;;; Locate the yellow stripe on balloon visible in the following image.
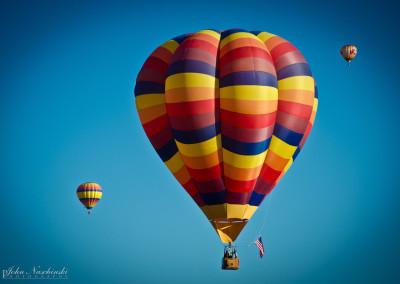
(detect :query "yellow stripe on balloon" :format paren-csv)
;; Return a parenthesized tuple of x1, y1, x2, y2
(220, 32, 262, 49)
(283, 157, 293, 173)
(278, 76, 315, 91)
(135, 93, 165, 110)
(255, 32, 276, 43)
(175, 135, 221, 157)
(162, 40, 180, 54)
(197, 29, 221, 41)
(219, 85, 278, 101)
(164, 152, 185, 173)
(166, 73, 219, 90)
(268, 136, 297, 159)
(222, 149, 268, 169)
(77, 191, 102, 199)
(313, 98, 318, 112)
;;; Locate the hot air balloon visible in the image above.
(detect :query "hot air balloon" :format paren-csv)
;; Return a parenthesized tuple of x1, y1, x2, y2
(77, 182, 102, 214)
(134, 29, 318, 263)
(340, 45, 357, 65)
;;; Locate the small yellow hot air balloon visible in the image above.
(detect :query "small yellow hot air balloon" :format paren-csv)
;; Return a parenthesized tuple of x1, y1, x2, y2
(77, 182, 102, 214)
(340, 45, 357, 65)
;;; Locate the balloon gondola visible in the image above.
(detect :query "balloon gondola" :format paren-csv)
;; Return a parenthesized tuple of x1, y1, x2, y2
(135, 29, 318, 267)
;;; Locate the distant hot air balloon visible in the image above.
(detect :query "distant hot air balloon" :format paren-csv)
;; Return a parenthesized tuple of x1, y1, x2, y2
(135, 29, 318, 249)
(340, 45, 357, 65)
(77, 182, 102, 214)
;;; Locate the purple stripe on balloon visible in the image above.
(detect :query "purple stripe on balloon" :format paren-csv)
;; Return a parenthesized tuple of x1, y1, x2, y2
(170, 48, 218, 67)
(219, 71, 277, 88)
(275, 111, 309, 134)
(191, 192, 206, 207)
(226, 191, 252, 205)
(253, 177, 274, 195)
(193, 178, 225, 194)
(221, 121, 274, 143)
(148, 127, 173, 150)
(168, 110, 219, 131)
(274, 51, 307, 71)
(166, 59, 218, 78)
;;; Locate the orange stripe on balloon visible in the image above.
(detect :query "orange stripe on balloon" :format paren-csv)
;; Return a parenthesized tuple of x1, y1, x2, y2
(173, 165, 193, 185)
(189, 33, 220, 47)
(220, 98, 277, 115)
(137, 104, 167, 125)
(264, 150, 290, 171)
(264, 36, 288, 51)
(220, 37, 268, 58)
(166, 87, 219, 103)
(180, 149, 222, 169)
(148, 46, 174, 65)
(278, 89, 314, 106)
(223, 162, 263, 181)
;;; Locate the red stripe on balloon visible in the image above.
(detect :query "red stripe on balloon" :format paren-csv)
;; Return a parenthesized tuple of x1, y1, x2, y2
(270, 42, 299, 61)
(186, 163, 223, 181)
(224, 177, 258, 193)
(259, 165, 282, 183)
(220, 46, 273, 68)
(176, 39, 218, 55)
(220, 109, 276, 129)
(142, 114, 170, 138)
(166, 99, 219, 117)
(142, 56, 169, 74)
(278, 101, 312, 120)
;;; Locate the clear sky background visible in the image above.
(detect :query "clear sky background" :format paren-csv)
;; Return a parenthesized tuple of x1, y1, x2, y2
(1, 0, 400, 283)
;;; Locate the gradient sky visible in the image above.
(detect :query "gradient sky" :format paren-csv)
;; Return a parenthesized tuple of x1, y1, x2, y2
(1, 0, 400, 283)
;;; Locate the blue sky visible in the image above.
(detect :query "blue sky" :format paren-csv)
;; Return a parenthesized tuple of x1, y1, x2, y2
(1, 0, 400, 283)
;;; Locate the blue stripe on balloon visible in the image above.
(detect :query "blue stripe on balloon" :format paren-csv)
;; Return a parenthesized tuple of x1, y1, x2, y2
(156, 139, 178, 162)
(166, 59, 218, 78)
(199, 190, 226, 205)
(172, 122, 220, 144)
(221, 29, 248, 40)
(222, 135, 271, 155)
(134, 82, 165, 97)
(292, 146, 300, 161)
(219, 71, 277, 88)
(79, 198, 101, 201)
(173, 34, 191, 44)
(248, 191, 264, 206)
(273, 123, 304, 146)
(314, 85, 318, 99)
(276, 63, 312, 80)
(249, 31, 263, 36)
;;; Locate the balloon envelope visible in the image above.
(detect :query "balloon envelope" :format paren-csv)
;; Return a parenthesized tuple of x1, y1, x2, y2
(135, 29, 318, 243)
(77, 182, 102, 211)
(340, 45, 357, 65)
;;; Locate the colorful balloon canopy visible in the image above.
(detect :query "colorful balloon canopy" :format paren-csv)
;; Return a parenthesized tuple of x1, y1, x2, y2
(340, 45, 357, 65)
(77, 182, 102, 213)
(135, 29, 318, 243)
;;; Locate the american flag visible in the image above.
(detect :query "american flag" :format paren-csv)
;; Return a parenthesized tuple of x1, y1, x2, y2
(255, 236, 265, 258)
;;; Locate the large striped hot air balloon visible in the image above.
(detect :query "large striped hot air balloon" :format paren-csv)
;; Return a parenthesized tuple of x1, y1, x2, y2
(135, 29, 318, 244)
(77, 182, 102, 214)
